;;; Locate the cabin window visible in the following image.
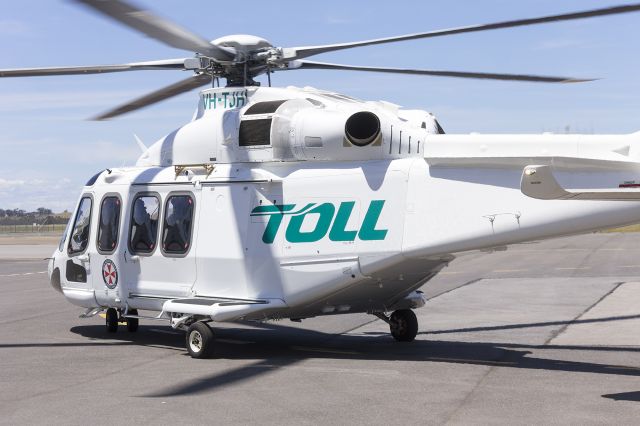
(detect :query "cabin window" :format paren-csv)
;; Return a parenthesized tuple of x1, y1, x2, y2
(162, 194, 194, 255)
(239, 118, 272, 146)
(68, 197, 92, 255)
(129, 195, 160, 255)
(97, 196, 121, 254)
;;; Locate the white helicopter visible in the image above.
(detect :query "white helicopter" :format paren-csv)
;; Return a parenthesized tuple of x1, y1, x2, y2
(4, 0, 640, 358)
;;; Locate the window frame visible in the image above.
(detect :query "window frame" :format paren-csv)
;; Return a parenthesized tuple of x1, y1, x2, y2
(244, 100, 287, 115)
(96, 193, 122, 255)
(58, 219, 71, 253)
(160, 191, 196, 258)
(67, 194, 94, 256)
(128, 191, 162, 257)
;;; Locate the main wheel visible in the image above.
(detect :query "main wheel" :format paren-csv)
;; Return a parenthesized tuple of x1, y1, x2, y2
(105, 308, 118, 333)
(389, 309, 418, 342)
(126, 309, 139, 332)
(185, 322, 215, 359)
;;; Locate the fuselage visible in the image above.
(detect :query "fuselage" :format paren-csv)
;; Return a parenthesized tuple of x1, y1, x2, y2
(49, 86, 640, 321)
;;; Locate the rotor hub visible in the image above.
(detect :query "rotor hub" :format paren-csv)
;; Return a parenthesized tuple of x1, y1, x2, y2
(211, 35, 273, 56)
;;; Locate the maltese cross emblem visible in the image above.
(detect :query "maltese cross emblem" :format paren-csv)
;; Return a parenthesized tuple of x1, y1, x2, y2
(102, 259, 118, 289)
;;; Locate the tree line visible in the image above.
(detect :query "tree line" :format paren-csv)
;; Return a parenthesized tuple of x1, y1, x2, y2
(0, 207, 53, 217)
(0, 208, 69, 225)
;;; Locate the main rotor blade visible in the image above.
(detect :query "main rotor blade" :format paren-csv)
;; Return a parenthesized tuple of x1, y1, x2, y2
(286, 3, 640, 60)
(74, 0, 235, 61)
(290, 61, 595, 83)
(0, 58, 191, 77)
(93, 73, 211, 120)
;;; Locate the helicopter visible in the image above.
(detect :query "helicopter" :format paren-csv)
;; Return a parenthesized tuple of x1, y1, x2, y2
(3, 0, 640, 358)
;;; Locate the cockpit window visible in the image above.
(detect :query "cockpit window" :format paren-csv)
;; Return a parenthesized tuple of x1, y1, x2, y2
(68, 197, 92, 255)
(58, 220, 71, 252)
(162, 195, 194, 255)
(85, 170, 102, 186)
(129, 195, 159, 254)
(97, 196, 121, 254)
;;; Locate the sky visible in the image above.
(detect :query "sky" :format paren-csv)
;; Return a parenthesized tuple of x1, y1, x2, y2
(1, 0, 640, 212)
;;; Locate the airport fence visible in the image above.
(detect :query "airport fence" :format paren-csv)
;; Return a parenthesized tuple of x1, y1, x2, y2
(0, 224, 67, 234)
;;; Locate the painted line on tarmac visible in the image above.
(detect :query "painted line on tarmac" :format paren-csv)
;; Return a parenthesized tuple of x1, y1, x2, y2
(291, 346, 361, 355)
(0, 270, 47, 277)
(428, 357, 516, 366)
(149, 328, 180, 335)
(555, 267, 591, 270)
(492, 269, 528, 273)
(619, 265, 640, 268)
(512, 248, 589, 252)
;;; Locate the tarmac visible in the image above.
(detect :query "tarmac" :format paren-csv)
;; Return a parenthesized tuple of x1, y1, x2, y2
(1, 232, 640, 424)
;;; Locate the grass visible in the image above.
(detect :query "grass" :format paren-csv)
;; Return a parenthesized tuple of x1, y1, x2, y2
(601, 224, 640, 233)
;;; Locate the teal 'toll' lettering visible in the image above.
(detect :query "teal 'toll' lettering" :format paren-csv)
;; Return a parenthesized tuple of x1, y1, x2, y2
(250, 200, 388, 244)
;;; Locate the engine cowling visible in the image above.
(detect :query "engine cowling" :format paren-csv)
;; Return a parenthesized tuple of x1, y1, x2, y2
(271, 100, 384, 161)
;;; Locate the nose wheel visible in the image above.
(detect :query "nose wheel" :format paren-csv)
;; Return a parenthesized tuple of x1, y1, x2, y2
(105, 307, 118, 333)
(105, 308, 140, 333)
(126, 309, 139, 332)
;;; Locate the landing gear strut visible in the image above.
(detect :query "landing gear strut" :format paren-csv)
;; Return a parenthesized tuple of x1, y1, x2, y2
(376, 309, 419, 342)
(185, 321, 215, 359)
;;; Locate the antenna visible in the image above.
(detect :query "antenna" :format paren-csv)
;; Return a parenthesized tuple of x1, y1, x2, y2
(133, 134, 147, 153)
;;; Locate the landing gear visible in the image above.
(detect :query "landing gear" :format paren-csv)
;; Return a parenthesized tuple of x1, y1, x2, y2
(374, 309, 419, 341)
(126, 309, 139, 332)
(105, 307, 118, 333)
(389, 309, 418, 342)
(105, 308, 139, 332)
(185, 322, 215, 359)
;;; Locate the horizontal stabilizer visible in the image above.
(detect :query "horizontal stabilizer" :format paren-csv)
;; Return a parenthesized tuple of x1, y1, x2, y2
(521, 165, 640, 200)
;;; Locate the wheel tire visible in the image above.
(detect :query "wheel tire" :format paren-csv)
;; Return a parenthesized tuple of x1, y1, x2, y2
(126, 309, 139, 332)
(389, 309, 418, 342)
(105, 308, 118, 333)
(185, 322, 215, 359)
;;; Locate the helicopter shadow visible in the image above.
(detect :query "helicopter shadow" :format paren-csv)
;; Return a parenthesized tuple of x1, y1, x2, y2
(66, 321, 640, 398)
(601, 391, 640, 402)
